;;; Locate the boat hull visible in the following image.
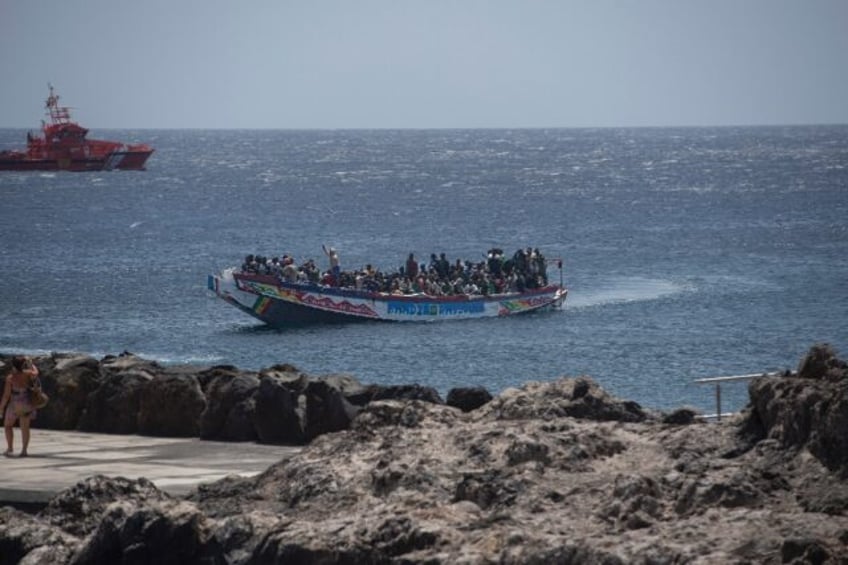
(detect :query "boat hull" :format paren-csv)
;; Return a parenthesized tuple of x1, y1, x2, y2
(0, 149, 153, 171)
(208, 270, 566, 326)
(0, 85, 154, 172)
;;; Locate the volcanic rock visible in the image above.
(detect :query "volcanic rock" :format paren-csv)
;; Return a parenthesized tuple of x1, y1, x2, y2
(138, 372, 206, 437)
(740, 343, 848, 476)
(0, 507, 76, 565)
(32, 354, 103, 430)
(446, 385, 493, 412)
(2, 344, 848, 563)
(797, 342, 848, 381)
(344, 382, 444, 407)
(302, 378, 360, 441)
(77, 370, 152, 435)
(40, 475, 172, 538)
(199, 369, 260, 442)
(474, 376, 649, 422)
(252, 374, 305, 444)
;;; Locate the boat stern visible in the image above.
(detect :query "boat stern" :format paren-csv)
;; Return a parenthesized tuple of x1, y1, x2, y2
(107, 145, 154, 170)
(555, 287, 568, 308)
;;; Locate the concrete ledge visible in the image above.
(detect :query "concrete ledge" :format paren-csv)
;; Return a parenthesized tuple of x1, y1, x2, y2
(0, 429, 299, 504)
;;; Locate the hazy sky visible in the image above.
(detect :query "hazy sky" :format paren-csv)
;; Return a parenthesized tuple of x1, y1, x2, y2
(2, 0, 846, 129)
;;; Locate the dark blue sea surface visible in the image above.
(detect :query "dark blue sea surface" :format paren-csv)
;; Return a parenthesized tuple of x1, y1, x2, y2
(1, 126, 846, 414)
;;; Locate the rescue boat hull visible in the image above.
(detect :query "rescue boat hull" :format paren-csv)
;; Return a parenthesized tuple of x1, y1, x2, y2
(0, 85, 154, 172)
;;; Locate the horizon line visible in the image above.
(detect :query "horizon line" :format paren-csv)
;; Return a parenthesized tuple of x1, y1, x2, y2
(1, 122, 846, 132)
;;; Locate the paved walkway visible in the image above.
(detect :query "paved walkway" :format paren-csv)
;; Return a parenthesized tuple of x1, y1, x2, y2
(0, 429, 300, 505)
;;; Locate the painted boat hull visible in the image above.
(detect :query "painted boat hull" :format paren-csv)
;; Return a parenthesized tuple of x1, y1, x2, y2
(208, 269, 567, 326)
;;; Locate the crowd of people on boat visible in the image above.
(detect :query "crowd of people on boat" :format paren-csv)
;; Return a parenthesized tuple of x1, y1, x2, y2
(239, 246, 558, 296)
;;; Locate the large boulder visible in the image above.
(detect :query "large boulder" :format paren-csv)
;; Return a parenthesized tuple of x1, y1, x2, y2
(138, 373, 206, 437)
(302, 378, 360, 441)
(199, 369, 259, 441)
(662, 407, 700, 425)
(32, 354, 103, 430)
(797, 343, 848, 381)
(0, 507, 76, 565)
(78, 370, 153, 434)
(99, 351, 160, 374)
(352, 399, 461, 434)
(446, 386, 493, 412)
(252, 375, 305, 444)
(477, 376, 649, 423)
(741, 344, 848, 476)
(40, 475, 171, 538)
(71, 499, 225, 564)
(349, 383, 444, 405)
(196, 365, 240, 390)
(321, 373, 369, 398)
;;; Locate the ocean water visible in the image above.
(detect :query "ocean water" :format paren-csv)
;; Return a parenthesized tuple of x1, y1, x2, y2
(1, 126, 846, 415)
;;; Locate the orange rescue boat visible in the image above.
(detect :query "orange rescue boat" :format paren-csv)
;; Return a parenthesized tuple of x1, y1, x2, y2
(0, 84, 153, 172)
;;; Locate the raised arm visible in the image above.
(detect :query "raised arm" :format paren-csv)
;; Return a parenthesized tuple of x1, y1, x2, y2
(24, 360, 39, 382)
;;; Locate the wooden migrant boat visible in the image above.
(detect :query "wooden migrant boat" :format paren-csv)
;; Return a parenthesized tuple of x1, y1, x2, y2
(208, 251, 567, 326)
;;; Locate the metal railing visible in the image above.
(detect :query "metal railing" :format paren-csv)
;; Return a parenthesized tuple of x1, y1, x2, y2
(693, 372, 782, 421)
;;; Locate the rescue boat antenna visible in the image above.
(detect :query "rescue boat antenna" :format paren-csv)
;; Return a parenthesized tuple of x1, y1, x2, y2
(45, 83, 72, 125)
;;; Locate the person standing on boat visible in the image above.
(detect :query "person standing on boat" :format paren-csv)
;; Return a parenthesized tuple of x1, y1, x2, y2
(1, 356, 40, 457)
(436, 253, 450, 280)
(323, 245, 340, 286)
(405, 253, 419, 280)
(282, 256, 299, 283)
(534, 248, 548, 285)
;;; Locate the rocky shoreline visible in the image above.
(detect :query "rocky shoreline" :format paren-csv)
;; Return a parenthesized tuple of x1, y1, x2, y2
(0, 351, 492, 445)
(1, 344, 847, 563)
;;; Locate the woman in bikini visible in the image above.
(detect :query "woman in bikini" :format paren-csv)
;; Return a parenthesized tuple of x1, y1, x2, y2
(0, 356, 40, 457)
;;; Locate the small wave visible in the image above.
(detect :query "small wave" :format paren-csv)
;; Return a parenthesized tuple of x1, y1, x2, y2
(0, 346, 56, 357)
(153, 176, 186, 184)
(128, 351, 227, 366)
(0, 346, 225, 367)
(13, 305, 48, 316)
